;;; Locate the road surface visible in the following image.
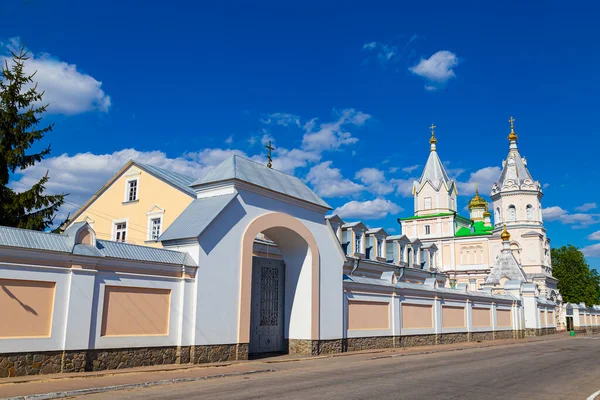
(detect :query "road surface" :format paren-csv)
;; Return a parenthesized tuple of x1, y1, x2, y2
(79, 335, 600, 400)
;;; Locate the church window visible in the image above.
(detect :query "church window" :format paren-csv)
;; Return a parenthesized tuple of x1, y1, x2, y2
(114, 222, 127, 242)
(526, 205, 534, 220)
(496, 207, 501, 222)
(425, 225, 431, 235)
(508, 205, 516, 221)
(450, 198, 455, 210)
(126, 179, 138, 202)
(377, 239, 384, 258)
(424, 197, 432, 209)
(354, 231, 363, 254)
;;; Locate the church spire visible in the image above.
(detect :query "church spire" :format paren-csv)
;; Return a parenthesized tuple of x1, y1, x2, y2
(413, 124, 457, 215)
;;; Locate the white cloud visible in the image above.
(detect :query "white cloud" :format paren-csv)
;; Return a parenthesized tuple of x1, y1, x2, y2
(301, 108, 370, 152)
(225, 135, 233, 145)
(1, 37, 111, 115)
(362, 41, 397, 65)
(409, 50, 459, 90)
(575, 203, 597, 212)
(542, 206, 598, 226)
(260, 113, 301, 127)
(9, 149, 222, 221)
(271, 148, 320, 174)
(355, 167, 394, 195)
(306, 161, 364, 198)
(391, 177, 415, 197)
(456, 166, 501, 196)
(587, 231, 600, 241)
(401, 165, 420, 174)
(333, 198, 402, 220)
(581, 243, 600, 258)
(543, 183, 550, 189)
(542, 206, 568, 221)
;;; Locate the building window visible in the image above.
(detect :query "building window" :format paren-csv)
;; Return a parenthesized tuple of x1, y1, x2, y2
(424, 197, 432, 210)
(496, 207, 501, 222)
(114, 222, 127, 242)
(450, 197, 455, 210)
(355, 232, 362, 253)
(150, 218, 161, 241)
(126, 179, 138, 202)
(526, 204, 534, 220)
(377, 239, 383, 258)
(508, 205, 516, 221)
(425, 225, 431, 235)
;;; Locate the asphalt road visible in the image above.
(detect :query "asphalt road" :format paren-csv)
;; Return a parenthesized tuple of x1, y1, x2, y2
(81, 336, 600, 400)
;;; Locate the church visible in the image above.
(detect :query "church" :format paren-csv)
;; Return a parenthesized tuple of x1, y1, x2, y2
(395, 118, 557, 300)
(0, 118, 598, 378)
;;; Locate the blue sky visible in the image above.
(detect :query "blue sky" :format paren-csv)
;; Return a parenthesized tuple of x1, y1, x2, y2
(2, 0, 599, 269)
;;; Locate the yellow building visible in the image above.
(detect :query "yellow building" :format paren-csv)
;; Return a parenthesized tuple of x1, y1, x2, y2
(68, 160, 196, 247)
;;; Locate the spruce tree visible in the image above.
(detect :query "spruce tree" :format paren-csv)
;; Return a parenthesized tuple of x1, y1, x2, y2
(0, 46, 67, 230)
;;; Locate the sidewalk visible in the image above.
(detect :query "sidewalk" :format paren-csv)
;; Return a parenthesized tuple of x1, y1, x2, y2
(0, 333, 575, 399)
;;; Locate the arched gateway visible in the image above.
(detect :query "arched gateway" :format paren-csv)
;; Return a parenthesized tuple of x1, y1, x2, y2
(159, 155, 345, 360)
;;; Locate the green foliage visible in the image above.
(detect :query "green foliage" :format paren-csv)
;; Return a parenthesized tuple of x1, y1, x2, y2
(552, 245, 600, 307)
(0, 46, 67, 231)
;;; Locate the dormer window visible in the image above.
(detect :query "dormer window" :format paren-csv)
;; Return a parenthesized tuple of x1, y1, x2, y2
(377, 238, 383, 258)
(355, 232, 362, 254)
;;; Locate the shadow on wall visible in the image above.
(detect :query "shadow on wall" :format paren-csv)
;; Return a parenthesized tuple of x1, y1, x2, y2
(2, 285, 38, 315)
(199, 197, 247, 255)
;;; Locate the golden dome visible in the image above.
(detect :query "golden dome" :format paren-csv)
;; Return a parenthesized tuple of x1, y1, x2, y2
(508, 116, 518, 141)
(429, 132, 437, 145)
(483, 210, 491, 217)
(468, 189, 488, 210)
(500, 224, 511, 241)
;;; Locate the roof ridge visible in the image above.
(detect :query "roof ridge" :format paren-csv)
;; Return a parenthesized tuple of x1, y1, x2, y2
(232, 154, 306, 183)
(133, 160, 195, 181)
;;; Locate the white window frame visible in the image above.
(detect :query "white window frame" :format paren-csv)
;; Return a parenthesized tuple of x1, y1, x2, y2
(112, 219, 129, 242)
(424, 197, 432, 210)
(508, 205, 516, 221)
(425, 225, 431, 235)
(146, 205, 165, 242)
(354, 231, 363, 254)
(147, 214, 164, 241)
(124, 177, 139, 203)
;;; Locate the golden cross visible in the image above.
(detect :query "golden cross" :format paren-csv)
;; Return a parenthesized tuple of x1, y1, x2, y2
(508, 116, 515, 129)
(429, 123, 436, 135)
(265, 140, 275, 169)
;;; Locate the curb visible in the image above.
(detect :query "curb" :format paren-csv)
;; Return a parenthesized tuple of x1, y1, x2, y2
(2, 369, 275, 400)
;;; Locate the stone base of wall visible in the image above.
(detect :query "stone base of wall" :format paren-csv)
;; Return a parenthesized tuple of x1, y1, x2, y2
(0, 347, 183, 377)
(192, 344, 239, 364)
(346, 336, 395, 351)
(86, 347, 178, 371)
(437, 333, 469, 345)
(471, 331, 495, 342)
(0, 328, 543, 377)
(494, 330, 514, 340)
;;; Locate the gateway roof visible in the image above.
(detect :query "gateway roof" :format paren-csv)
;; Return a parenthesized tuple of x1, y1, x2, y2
(191, 155, 330, 209)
